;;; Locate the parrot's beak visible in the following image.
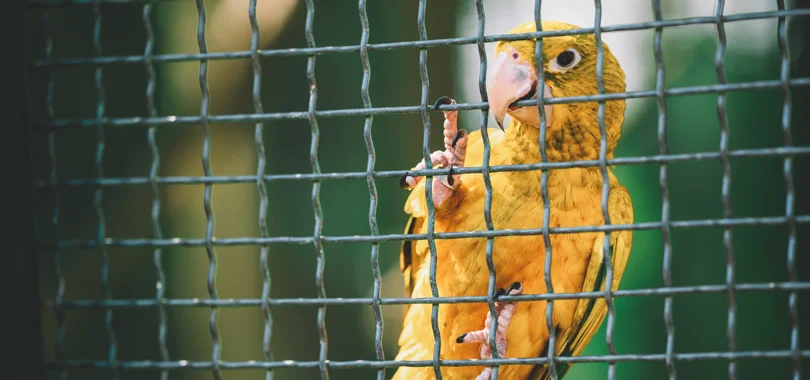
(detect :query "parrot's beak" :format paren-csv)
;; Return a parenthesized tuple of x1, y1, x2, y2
(486, 51, 554, 130)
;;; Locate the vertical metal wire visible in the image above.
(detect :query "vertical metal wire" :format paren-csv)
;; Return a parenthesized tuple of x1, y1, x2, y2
(416, 0, 442, 378)
(44, 14, 59, 227)
(302, 1, 328, 379)
(593, 1, 618, 379)
(712, 3, 737, 379)
(651, 1, 675, 379)
(44, 8, 68, 380)
(248, 1, 274, 379)
(474, 2, 501, 378)
(776, 2, 800, 379)
(533, 2, 559, 379)
(91, 2, 119, 378)
(193, 1, 224, 379)
(358, 1, 384, 379)
(142, 4, 169, 380)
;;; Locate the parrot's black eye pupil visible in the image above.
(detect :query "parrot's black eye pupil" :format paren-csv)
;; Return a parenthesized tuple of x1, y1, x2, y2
(556, 50, 576, 67)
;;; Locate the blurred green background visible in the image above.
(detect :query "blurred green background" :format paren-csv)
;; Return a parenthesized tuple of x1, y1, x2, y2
(23, 0, 810, 379)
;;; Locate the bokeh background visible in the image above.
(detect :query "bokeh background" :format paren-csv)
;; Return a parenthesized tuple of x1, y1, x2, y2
(23, 0, 810, 379)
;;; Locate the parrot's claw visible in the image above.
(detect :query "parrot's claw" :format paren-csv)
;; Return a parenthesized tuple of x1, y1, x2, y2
(400, 172, 412, 190)
(433, 95, 454, 110)
(452, 129, 465, 149)
(506, 281, 522, 294)
(446, 166, 455, 187)
(402, 96, 468, 210)
(456, 282, 523, 380)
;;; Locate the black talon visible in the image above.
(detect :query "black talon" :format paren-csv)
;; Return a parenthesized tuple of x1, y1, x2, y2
(456, 333, 467, 344)
(452, 129, 467, 149)
(400, 172, 411, 190)
(507, 281, 522, 294)
(433, 96, 454, 111)
(447, 166, 455, 187)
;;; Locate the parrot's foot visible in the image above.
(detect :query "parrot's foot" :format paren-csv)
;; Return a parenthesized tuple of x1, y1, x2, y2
(400, 96, 468, 210)
(456, 281, 523, 380)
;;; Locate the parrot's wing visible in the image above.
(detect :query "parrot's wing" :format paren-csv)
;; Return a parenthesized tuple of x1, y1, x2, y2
(529, 184, 634, 380)
(400, 178, 428, 319)
(398, 129, 490, 321)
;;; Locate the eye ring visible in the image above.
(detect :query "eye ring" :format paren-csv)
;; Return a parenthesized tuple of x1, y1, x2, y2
(549, 48, 582, 73)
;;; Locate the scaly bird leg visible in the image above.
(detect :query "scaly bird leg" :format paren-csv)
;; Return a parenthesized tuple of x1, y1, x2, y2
(400, 96, 468, 210)
(456, 282, 523, 380)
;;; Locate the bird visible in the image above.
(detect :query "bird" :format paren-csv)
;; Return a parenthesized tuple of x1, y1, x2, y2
(392, 20, 634, 380)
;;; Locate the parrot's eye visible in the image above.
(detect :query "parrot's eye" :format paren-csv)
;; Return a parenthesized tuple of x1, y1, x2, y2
(550, 48, 582, 73)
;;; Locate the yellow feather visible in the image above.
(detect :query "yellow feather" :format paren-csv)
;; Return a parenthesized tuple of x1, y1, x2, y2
(394, 20, 632, 380)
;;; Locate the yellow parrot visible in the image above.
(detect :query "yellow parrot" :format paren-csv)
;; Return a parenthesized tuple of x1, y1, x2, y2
(393, 21, 633, 380)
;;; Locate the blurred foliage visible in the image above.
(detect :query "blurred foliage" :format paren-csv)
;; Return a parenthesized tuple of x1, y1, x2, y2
(22, 0, 810, 379)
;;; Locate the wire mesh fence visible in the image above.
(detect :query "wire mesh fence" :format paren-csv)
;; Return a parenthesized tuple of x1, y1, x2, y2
(22, 0, 810, 380)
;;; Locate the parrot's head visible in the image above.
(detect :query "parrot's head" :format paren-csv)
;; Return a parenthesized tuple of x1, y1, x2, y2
(487, 21, 627, 160)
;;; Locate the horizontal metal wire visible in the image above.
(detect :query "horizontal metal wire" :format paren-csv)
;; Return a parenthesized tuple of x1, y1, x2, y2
(27, 0, 177, 8)
(27, 9, 810, 68)
(29, 78, 810, 129)
(39, 214, 810, 249)
(42, 281, 810, 309)
(34, 146, 810, 188)
(43, 349, 810, 370)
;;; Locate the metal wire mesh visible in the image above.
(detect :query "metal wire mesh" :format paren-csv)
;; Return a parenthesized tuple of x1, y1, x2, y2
(24, 0, 810, 379)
